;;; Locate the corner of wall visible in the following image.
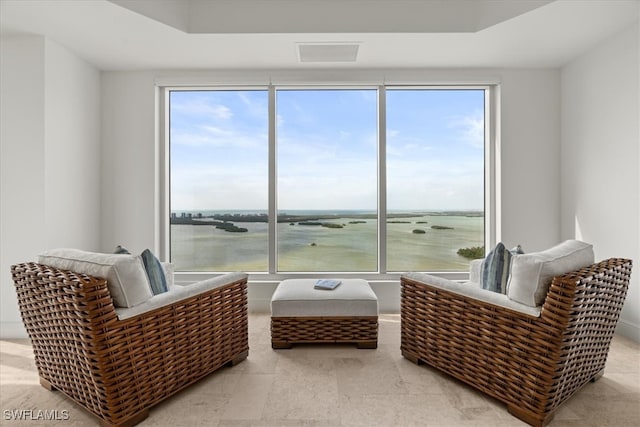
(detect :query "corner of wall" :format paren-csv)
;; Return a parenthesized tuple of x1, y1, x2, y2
(560, 23, 639, 343)
(0, 35, 102, 338)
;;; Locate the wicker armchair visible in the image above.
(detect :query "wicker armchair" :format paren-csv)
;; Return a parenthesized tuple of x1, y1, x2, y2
(401, 258, 632, 427)
(11, 262, 249, 427)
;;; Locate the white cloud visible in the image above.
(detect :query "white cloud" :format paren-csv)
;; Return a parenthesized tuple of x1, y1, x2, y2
(387, 129, 400, 139)
(278, 171, 377, 210)
(172, 125, 267, 150)
(201, 125, 234, 138)
(171, 164, 268, 210)
(211, 105, 232, 120)
(172, 98, 233, 120)
(449, 111, 484, 148)
(237, 92, 267, 119)
(386, 156, 483, 210)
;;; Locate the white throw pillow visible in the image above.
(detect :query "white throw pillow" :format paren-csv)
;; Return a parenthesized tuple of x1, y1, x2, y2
(161, 262, 175, 290)
(38, 248, 153, 308)
(468, 259, 483, 284)
(507, 240, 594, 307)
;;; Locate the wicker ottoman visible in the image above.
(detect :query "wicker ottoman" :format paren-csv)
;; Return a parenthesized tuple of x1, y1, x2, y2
(270, 279, 379, 349)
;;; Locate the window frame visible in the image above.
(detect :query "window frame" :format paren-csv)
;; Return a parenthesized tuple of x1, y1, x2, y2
(159, 84, 498, 283)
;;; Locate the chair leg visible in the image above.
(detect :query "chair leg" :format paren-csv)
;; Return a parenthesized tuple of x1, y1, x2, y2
(356, 340, 377, 349)
(590, 369, 605, 382)
(507, 404, 554, 427)
(228, 350, 249, 366)
(401, 350, 421, 365)
(272, 341, 292, 349)
(99, 410, 149, 427)
(39, 377, 56, 391)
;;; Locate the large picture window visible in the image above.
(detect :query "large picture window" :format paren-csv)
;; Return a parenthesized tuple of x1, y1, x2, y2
(169, 90, 269, 271)
(386, 89, 485, 272)
(167, 85, 490, 276)
(276, 89, 378, 272)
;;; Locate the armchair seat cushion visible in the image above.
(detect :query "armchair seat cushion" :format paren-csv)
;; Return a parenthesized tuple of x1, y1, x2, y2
(38, 248, 152, 307)
(115, 272, 247, 320)
(403, 272, 541, 317)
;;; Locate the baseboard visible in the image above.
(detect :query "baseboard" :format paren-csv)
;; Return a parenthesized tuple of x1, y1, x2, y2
(369, 281, 400, 312)
(248, 282, 278, 313)
(615, 319, 640, 343)
(0, 322, 27, 339)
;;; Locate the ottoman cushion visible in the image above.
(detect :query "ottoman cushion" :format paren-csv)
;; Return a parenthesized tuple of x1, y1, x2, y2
(271, 279, 378, 317)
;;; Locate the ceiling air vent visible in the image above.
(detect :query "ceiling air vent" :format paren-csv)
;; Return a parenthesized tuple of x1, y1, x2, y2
(297, 43, 360, 62)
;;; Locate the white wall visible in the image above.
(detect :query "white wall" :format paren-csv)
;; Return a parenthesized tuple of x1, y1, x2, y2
(561, 23, 640, 341)
(101, 72, 158, 254)
(0, 36, 101, 337)
(0, 36, 47, 337)
(44, 39, 102, 249)
(499, 70, 561, 252)
(101, 68, 561, 312)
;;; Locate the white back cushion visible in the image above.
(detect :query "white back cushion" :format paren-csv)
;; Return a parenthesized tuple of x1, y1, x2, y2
(161, 262, 175, 290)
(507, 240, 594, 307)
(38, 248, 152, 308)
(468, 259, 483, 284)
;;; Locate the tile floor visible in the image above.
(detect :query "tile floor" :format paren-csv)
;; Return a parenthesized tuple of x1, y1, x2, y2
(1, 314, 639, 426)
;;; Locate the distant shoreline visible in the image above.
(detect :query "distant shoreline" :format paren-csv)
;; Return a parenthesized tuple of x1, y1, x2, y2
(171, 210, 484, 225)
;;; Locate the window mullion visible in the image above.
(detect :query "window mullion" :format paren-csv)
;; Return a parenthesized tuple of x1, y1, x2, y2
(268, 85, 277, 274)
(487, 86, 499, 248)
(378, 86, 387, 274)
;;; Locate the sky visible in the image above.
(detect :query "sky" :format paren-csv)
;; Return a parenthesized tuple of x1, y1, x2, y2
(170, 88, 484, 212)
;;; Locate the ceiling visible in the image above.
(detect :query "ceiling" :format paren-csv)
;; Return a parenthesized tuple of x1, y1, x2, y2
(0, 0, 638, 71)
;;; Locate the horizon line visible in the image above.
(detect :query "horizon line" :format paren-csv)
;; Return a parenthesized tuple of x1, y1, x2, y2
(171, 208, 485, 213)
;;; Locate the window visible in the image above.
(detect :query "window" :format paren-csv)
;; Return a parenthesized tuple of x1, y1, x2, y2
(276, 89, 378, 272)
(386, 89, 485, 272)
(169, 90, 269, 271)
(166, 85, 491, 276)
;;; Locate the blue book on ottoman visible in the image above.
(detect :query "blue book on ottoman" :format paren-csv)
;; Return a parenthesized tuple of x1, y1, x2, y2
(314, 279, 341, 290)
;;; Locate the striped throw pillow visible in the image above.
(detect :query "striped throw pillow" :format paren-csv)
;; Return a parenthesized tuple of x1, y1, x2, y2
(141, 249, 168, 295)
(481, 242, 513, 294)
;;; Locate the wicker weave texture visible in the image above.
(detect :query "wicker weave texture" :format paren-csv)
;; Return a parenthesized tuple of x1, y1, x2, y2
(271, 316, 378, 348)
(11, 263, 249, 426)
(401, 258, 632, 427)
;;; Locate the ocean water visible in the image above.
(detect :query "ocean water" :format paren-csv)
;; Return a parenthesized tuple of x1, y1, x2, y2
(170, 212, 483, 272)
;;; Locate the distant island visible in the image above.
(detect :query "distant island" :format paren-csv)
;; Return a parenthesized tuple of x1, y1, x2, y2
(299, 222, 344, 229)
(216, 223, 248, 233)
(457, 246, 485, 259)
(431, 225, 454, 230)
